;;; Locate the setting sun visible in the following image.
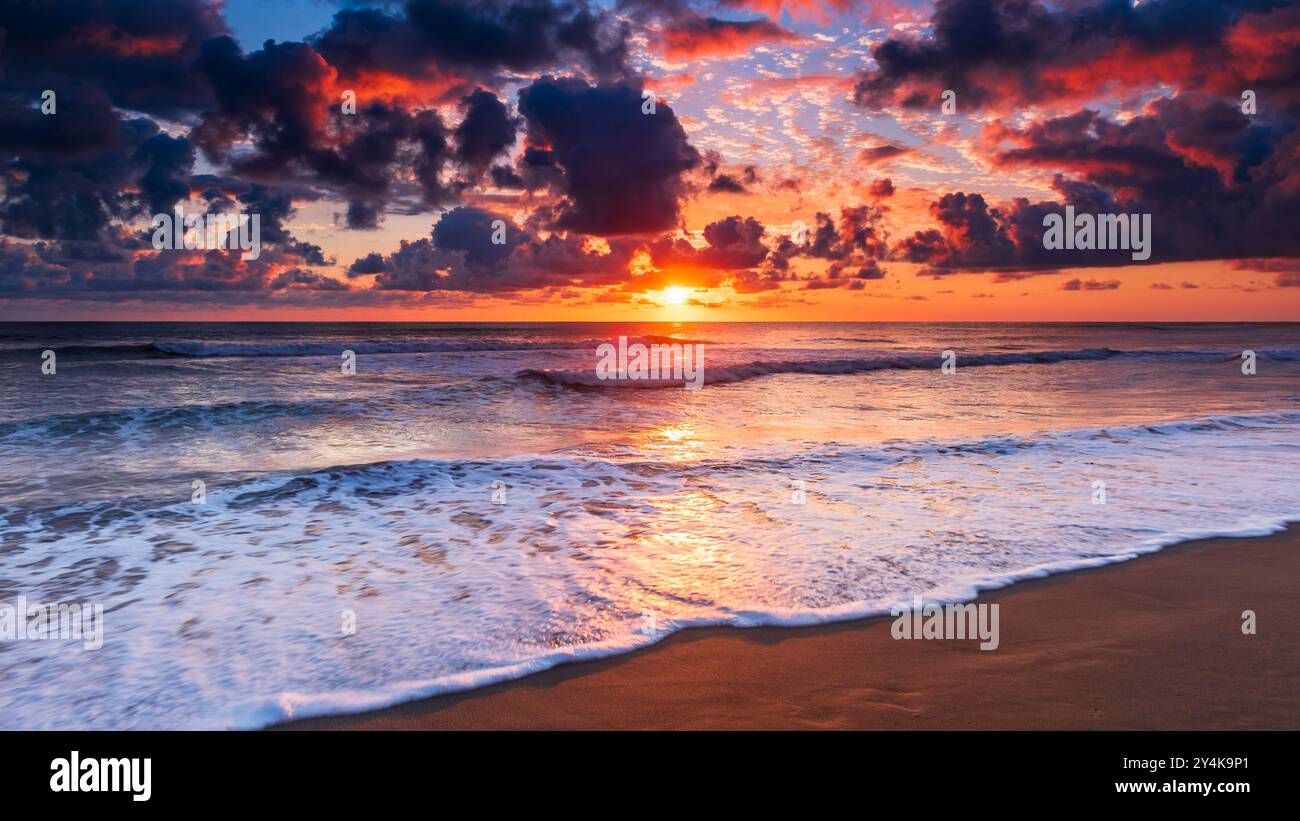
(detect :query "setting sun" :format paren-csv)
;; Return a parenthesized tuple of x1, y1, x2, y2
(663, 286, 689, 306)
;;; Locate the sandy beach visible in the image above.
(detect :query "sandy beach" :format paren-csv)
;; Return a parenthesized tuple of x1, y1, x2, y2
(278, 525, 1300, 730)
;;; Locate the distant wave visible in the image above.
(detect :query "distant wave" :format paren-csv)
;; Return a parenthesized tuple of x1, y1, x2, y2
(240, 409, 1300, 488)
(154, 339, 581, 357)
(0, 398, 338, 443)
(0, 335, 712, 360)
(152, 334, 710, 357)
(0, 343, 165, 360)
(514, 347, 1294, 389)
(18, 408, 1300, 526)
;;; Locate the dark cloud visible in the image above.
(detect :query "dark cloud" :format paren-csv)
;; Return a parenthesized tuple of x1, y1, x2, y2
(193, 36, 456, 228)
(453, 89, 519, 181)
(898, 192, 1015, 272)
(859, 145, 912, 164)
(0, 161, 336, 299)
(764, 205, 893, 287)
(649, 215, 769, 271)
(136, 132, 195, 216)
(0, 0, 226, 118)
(0, 1, 638, 267)
(899, 93, 1300, 274)
(313, 0, 631, 85)
(728, 268, 789, 293)
(269, 268, 350, 291)
(853, 259, 887, 279)
(0, 233, 344, 299)
(235, 184, 328, 264)
(515, 77, 701, 235)
(707, 174, 747, 193)
(701, 151, 759, 193)
(350, 205, 637, 292)
(0, 85, 193, 242)
(853, 0, 1300, 113)
(803, 257, 888, 290)
(1061, 278, 1122, 291)
(777, 205, 890, 268)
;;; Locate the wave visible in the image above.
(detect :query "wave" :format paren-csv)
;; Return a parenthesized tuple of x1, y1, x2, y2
(5, 406, 1300, 729)
(216, 410, 1300, 727)
(153, 335, 712, 358)
(153, 339, 585, 357)
(515, 346, 1289, 389)
(0, 397, 338, 443)
(234, 518, 1300, 730)
(0, 343, 165, 361)
(1, 336, 711, 360)
(20, 409, 1297, 520)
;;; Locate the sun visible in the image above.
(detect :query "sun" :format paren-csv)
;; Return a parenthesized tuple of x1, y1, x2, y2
(662, 286, 689, 306)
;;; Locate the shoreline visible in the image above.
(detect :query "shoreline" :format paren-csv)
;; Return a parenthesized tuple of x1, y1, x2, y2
(277, 524, 1300, 730)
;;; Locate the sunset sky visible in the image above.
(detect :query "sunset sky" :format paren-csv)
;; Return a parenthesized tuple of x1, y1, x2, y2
(2, 0, 1299, 321)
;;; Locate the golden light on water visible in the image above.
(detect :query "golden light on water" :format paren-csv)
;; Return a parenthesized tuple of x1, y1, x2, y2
(643, 423, 703, 461)
(659, 424, 693, 442)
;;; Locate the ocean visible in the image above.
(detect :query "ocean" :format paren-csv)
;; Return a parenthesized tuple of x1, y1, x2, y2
(1, 322, 1298, 729)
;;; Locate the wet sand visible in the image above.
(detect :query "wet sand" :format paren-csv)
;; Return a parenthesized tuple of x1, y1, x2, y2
(278, 526, 1300, 730)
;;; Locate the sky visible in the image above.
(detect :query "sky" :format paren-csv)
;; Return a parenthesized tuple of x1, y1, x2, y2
(1, 0, 1299, 321)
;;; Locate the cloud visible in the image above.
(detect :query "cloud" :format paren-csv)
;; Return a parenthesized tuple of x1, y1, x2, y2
(0, 234, 344, 300)
(193, 37, 459, 228)
(702, 154, 760, 193)
(898, 92, 1300, 275)
(853, 0, 1300, 113)
(0, 85, 194, 241)
(453, 88, 521, 182)
(897, 192, 1014, 272)
(867, 178, 895, 198)
(313, 0, 631, 86)
(0, 0, 227, 118)
(1061, 278, 1121, 291)
(657, 15, 797, 59)
(3, 0, 1298, 310)
(649, 215, 768, 270)
(350, 205, 637, 292)
(858, 145, 913, 165)
(0, 174, 340, 300)
(514, 76, 701, 236)
(764, 205, 893, 286)
(0, 1, 640, 258)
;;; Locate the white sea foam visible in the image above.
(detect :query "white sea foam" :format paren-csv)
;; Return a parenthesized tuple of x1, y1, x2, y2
(517, 347, 1280, 389)
(3, 410, 1299, 729)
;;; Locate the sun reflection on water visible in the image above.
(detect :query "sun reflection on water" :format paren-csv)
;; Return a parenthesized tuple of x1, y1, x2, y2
(643, 423, 704, 461)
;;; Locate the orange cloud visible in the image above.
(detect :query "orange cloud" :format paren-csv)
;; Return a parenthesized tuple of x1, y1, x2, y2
(658, 17, 798, 60)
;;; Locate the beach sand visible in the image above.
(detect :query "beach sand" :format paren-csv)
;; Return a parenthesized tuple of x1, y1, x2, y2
(278, 526, 1300, 730)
